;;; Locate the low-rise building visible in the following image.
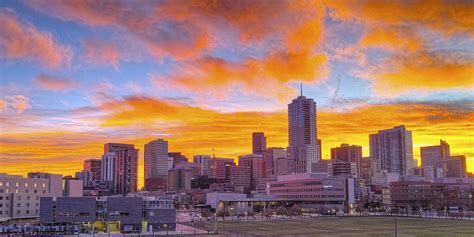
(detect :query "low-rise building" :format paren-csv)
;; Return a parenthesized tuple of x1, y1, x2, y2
(0, 173, 62, 220)
(267, 173, 355, 211)
(39, 196, 176, 233)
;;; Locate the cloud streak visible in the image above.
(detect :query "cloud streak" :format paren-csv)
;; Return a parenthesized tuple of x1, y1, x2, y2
(34, 74, 76, 91)
(0, 8, 71, 68)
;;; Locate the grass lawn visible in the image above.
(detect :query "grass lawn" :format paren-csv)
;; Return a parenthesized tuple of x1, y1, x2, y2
(205, 216, 474, 237)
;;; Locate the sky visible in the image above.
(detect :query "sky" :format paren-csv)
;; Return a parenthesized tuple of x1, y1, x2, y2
(0, 0, 473, 188)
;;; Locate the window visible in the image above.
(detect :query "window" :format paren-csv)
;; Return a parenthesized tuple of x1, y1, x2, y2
(0, 182, 3, 187)
(15, 182, 19, 187)
(42, 183, 46, 188)
(17, 210, 20, 214)
(17, 203, 21, 207)
(34, 183, 37, 188)
(15, 189, 19, 193)
(26, 210, 30, 214)
(24, 183, 28, 187)
(0, 196, 2, 200)
(17, 196, 21, 200)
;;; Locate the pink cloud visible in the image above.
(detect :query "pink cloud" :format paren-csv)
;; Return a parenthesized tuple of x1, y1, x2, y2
(4, 95, 30, 113)
(34, 74, 76, 91)
(0, 9, 71, 68)
(83, 39, 121, 69)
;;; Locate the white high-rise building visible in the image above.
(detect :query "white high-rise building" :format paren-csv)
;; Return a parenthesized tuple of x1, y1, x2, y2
(369, 125, 414, 176)
(144, 139, 170, 178)
(101, 152, 116, 182)
(288, 91, 320, 173)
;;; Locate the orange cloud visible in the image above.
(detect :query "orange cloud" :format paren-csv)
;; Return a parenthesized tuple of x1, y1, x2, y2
(325, 0, 474, 35)
(0, 9, 71, 68)
(83, 39, 121, 69)
(160, 52, 327, 101)
(1, 97, 473, 188)
(373, 51, 474, 95)
(34, 74, 76, 91)
(360, 27, 424, 52)
(0, 99, 6, 111)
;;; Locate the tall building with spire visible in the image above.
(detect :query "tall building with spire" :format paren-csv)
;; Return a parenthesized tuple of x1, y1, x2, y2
(288, 85, 320, 173)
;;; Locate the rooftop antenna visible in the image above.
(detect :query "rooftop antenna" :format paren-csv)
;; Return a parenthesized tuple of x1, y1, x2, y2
(300, 83, 303, 96)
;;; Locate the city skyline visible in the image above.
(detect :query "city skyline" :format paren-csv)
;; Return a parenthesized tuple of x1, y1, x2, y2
(1, 0, 473, 189)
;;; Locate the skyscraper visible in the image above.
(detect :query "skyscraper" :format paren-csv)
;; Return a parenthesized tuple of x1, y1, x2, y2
(114, 148, 139, 194)
(420, 140, 450, 168)
(102, 143, 137, 194)
(331, 144, 363, 177)
(239, 154, 265, 191)
(288, 91, 319, 173)
(144, 139, 170, 179)
(252, 132, 266, 155)
(101, 143, 135, 184)
(369, 125, 414, 176)
(101, 152, 116, 182)
(83, 159, 101, 181)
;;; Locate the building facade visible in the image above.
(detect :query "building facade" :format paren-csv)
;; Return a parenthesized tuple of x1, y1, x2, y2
(83, 159, 102, 181)
(239, 154, 266, 191)
(331, 144, 362, 177)
(193, 155, 212, 176)
(267, 173, 355, 211)
(114, 148, 139, 195)
(420, 140, 450, 168)
(40, 196, 176, 233)
(228, 166, 251, 192)
(144, 139, 170, 179)
(288, 94, 319, 173)
(252, 132, 267, 155)
(264, 147, 287, 176)
(0, 173, 62, 220)
(369, 125, 414, 176)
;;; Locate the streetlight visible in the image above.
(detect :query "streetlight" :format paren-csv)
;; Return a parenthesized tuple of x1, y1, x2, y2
(214, 213, 217, 233)
(394, 214, 398, 237)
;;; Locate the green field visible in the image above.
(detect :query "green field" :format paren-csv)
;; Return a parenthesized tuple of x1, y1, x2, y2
(204, 217, 474, 237)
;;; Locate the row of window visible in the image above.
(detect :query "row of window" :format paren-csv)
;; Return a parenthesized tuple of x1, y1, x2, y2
(0, 181, 46, 188)
(277, 194, 345, 199)
(271, 188, 345, 193)
(0, 209, 39, 215)
(0, 189, 47, 194)
(0, 203, 39, 208)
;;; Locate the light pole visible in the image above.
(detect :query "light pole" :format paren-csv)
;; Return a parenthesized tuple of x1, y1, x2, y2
(214, 213, 217, 233)
(394, 215, 398, 237)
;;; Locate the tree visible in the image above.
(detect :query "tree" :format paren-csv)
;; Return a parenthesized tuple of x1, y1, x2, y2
(275, 206, 288, 216)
